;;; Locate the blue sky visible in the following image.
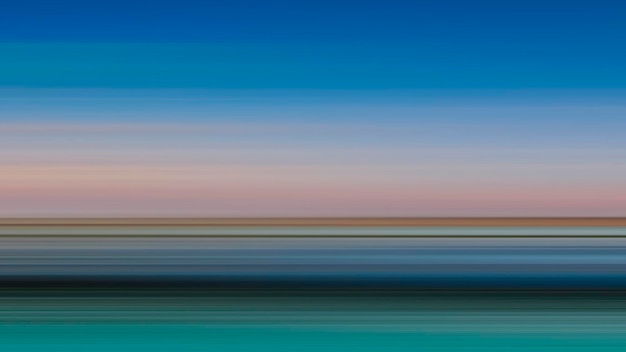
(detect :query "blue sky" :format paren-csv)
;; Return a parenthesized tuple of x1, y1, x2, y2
(1, 1, 625, 216)
(1, 0, 626, 89)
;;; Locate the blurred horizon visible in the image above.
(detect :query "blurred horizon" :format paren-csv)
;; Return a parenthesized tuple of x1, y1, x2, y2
(3, 87, 626, 217)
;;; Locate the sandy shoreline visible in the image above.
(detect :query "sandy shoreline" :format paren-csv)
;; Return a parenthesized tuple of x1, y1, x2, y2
(0, 217, 625, 227)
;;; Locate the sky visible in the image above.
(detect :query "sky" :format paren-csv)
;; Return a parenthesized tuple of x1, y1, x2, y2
(1, 0, 625, 217)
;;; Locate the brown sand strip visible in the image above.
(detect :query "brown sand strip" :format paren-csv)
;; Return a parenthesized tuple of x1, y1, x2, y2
(0, 218, 625, 227)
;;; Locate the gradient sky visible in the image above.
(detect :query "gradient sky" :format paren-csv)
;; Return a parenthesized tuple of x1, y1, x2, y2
(1, 0, 625, 216)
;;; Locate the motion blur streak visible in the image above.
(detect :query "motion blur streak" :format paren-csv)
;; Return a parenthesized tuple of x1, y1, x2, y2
(3, 0, 626, 349)
(2, 89, 626, 217)
(1, 220, 626, 351)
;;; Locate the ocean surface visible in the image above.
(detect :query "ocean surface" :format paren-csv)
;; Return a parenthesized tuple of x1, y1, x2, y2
(4, 289, 626, 351)
(2, 225, 626, 350)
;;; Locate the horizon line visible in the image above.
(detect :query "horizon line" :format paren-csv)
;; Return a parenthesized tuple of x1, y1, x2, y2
(1, 217, 625, 227)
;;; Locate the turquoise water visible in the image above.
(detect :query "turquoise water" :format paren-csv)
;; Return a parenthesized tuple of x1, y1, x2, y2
(4, 290, 626, 351)
(3, 324, 626, 352)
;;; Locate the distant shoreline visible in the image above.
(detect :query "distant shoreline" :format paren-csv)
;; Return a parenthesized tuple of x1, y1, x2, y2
(1, 217, 625, 227)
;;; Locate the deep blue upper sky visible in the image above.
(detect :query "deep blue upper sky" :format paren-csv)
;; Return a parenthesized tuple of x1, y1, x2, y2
(1, 0, 625, 89)
(2, 0, 624, 43)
